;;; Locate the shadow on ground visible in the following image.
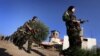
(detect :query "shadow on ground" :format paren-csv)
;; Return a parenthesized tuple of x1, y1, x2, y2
(0, 48, 12, 56)
(22, 47, 46, 56)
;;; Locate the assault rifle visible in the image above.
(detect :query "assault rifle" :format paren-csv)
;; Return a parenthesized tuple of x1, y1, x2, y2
(78, 19, 88, 24)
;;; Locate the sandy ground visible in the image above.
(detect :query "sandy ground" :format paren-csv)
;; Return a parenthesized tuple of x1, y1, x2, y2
(0, 40, 59, 56)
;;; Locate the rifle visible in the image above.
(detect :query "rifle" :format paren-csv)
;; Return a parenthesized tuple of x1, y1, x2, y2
(78, 19, 88, 24)
(74, 19, 88, 27)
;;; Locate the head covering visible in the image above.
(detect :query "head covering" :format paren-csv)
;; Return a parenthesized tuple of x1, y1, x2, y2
(67, 6, 75, 11)
(32, 16, 37, 21)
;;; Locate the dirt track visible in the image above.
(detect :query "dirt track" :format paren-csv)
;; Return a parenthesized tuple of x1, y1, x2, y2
(0, 40, 59, 56)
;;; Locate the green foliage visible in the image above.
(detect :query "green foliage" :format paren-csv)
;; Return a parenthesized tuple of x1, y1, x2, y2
(30, 20, 49, 43)
(73, 49, 97, 56)
(64, 48, 100, 56)
(97, 48, 100, 56)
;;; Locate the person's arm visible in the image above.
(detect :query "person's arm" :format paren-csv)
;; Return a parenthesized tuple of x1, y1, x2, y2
(62, 12, 70, 22)
(25, 22, 32, 31)
(72, 20, 80, 23)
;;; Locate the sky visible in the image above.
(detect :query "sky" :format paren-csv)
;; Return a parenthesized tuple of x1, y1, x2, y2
(0, 0, 100, 46)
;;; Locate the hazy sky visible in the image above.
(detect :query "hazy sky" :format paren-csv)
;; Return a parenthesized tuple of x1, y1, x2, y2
(0, 0, 100, 45)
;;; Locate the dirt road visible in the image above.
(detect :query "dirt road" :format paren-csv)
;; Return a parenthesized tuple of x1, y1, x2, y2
(0, 40, 59, 56)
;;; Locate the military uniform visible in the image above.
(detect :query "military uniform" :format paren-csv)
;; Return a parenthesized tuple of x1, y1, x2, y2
(16, 27, 27, 49)
(63, 12, 82, 48)
(25, 19, 38, 53)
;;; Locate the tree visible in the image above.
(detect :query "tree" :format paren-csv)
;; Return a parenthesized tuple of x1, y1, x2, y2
(27, 18, 49, 44)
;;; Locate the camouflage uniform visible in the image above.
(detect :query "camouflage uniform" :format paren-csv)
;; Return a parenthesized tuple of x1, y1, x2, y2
(15, 26, 26, 49)
(27, 35, 33, 53)
(63, 12, 82, 48)
(25, 18, 38, 53)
